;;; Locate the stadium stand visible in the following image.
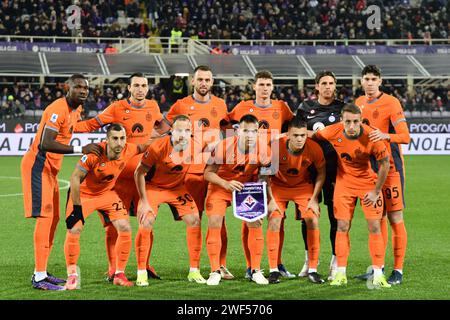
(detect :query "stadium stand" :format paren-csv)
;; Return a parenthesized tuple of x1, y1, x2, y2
(0, 1, 448, 40)
(0, 0, 448, 118)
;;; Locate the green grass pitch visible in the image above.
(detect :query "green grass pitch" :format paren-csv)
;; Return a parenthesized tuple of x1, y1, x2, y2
(0, 155, 449, 300)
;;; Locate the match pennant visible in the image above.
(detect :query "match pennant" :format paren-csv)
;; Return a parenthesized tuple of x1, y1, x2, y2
(232, 182, 267, 222)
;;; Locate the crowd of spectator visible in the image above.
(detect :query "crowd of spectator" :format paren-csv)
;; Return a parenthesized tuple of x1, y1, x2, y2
(0, 0, 448, 41)
(1, 77, 448, 120)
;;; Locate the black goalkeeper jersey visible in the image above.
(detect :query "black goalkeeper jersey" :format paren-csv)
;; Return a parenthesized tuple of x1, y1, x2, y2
(296, 99, 344, 184)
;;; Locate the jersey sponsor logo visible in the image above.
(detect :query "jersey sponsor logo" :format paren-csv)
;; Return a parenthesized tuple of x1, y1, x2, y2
(301, 159, 311, 167)
(198, 118, 210, 128)
(132, 123, 144, 133)
(170, 165, 184, 172)
(233, 165, 246, 173)
(259, 120, 270, 129)
(102, 174, 115, 182)
(341, 153, 353, 161)
(50, 113, 58, 123)
(81, 155, 88, 163)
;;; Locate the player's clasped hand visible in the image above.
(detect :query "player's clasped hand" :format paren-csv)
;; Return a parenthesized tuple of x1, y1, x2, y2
(306, 198, 320, 217)
(363, 190, 380, 207)
(222, 180, 244, 192)
(368, 129, 389, 142)
(82, 143, 104, 156)
(137, 201, 155, 225)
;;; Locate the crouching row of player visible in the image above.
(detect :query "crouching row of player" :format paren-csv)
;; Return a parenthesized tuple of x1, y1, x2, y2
(63, 103, 392, 289)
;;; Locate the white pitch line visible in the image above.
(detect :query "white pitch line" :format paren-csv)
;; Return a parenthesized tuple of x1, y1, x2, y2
(0, 176, 70, 198)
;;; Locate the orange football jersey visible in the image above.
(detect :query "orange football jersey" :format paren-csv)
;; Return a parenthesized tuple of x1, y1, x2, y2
(74, 99, 163, 178)
(209, 136, 271, 183)
(315, 123, 388, 190)
(28, 97, 82, 174)
(166, 95, 229, 173)
(140, 135, 193, 189)
(77, 142, 139, 196)
(272, 136, 325, 187)
(228, 99, 294, 133)
(355, 93, 409, 173)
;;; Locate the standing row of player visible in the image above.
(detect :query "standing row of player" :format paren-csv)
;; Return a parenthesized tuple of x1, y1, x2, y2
(21, 64, 409, 290)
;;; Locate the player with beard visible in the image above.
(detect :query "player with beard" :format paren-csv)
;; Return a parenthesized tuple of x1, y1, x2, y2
(165, 66, 232, 279)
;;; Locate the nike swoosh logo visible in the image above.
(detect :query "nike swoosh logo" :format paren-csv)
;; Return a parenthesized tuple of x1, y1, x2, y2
(307, 115, 315, 119)
(123, 117, 130, 120)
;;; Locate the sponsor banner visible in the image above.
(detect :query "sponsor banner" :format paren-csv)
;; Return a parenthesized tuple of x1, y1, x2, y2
(226, 45, 450, 55)
(402, 134, 450, 155)
(0, 41, 107, 53)
(233, 182, 268, 222)
(0, 133, 106, 156)
(3, 118, 450, 134)
(0, 120, 106, 133)
(408, 123, 450, 134)
(1, 133, 449, 155)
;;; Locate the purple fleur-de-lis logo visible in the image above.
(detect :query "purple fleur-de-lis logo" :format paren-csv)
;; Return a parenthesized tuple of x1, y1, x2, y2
(243, 195, 257, 210)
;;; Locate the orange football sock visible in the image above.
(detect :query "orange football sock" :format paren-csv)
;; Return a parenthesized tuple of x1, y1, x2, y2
(307, 229, 320, 269)
(104, 224, 118, 271)
(34, 217, 53, 272)
(206, 227, 221, 272)
(248, 227, 264, 271)
(241, 222, 251, 268)
(277, 218, 285, 265)
(266, 229, 280, 270)
(146, 230, 154, 269)
(391, 221, 407, 270)
(380, 215, 388, 253)
(335, 231, 350, 267)
(135, 227, 151, 270)
(219, 222, 228, 267)
(369, 233, 385, 269)
(186, 226, 202, 269)
(48, 213, 60, 254)
(115, 231, 131, 272)
(64, 232, 80, 267)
